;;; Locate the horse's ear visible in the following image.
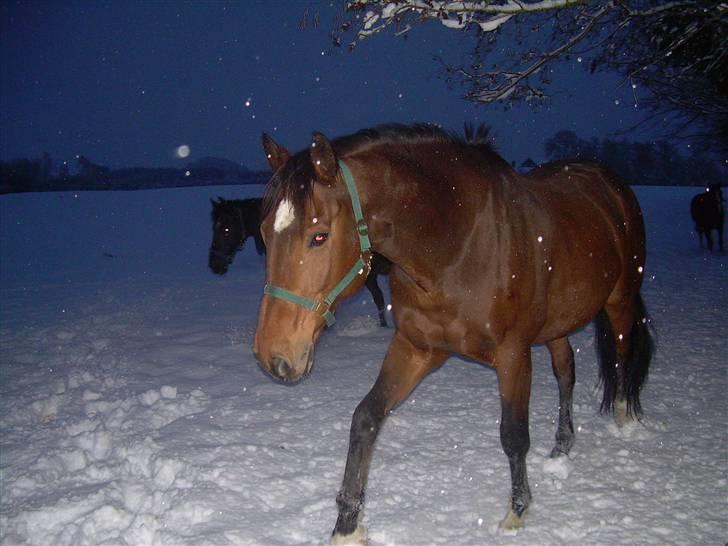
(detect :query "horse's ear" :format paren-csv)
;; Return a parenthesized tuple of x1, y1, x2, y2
(310, 131, 338, 182)
(261, 133, 290, 172)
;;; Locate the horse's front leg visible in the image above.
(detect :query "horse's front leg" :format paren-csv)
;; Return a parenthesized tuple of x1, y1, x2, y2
(332, 332, 447, 545)
(495, 342, 533, 532)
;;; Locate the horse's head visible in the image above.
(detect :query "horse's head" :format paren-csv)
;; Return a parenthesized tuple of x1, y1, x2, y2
(253, 132, 370, 382)
(209, 198, 246, 274)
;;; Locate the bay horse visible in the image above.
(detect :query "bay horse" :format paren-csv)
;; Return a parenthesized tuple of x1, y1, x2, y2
(252, 124, 654, 543)
(209, 197, 392, 326)
(690, 184, 724, 252)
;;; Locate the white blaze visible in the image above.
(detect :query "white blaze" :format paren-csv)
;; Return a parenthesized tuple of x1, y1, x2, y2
(274, 199, 295, 233)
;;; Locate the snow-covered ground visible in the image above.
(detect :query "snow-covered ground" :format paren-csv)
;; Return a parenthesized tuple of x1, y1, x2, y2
(1, 185, 726, 546)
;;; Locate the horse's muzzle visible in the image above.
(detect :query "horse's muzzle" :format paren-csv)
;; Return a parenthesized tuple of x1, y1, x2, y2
(271, 356, 297, 381)
(208, 250, 232, 275)
(255, 346, 314, 383)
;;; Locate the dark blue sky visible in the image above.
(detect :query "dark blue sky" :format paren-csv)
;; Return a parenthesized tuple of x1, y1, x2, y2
(1, 1, 654, 171)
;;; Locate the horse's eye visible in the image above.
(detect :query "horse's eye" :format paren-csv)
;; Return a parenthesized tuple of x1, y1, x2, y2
(310, 232, 329, 247)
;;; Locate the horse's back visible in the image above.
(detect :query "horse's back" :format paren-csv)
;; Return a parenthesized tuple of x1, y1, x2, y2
(523, 161, 643, 239)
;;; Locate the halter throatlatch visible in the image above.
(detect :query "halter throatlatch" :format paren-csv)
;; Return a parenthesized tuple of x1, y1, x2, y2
(263, 160, 372, 327)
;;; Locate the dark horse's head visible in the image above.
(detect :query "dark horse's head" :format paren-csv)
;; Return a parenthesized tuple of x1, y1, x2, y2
(209, 197, 247, 275)
(253, 132, 368, 382)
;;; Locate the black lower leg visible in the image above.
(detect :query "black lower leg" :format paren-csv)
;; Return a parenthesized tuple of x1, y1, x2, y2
(501, 405, 531, 516)
(334, 491, 364, 536)
(365, 273, 387, 327)
(333, 394, 385, 536)
(546, 338, 576, 457)
(551, 405, 574, 457)
(551, 344, 575, 457)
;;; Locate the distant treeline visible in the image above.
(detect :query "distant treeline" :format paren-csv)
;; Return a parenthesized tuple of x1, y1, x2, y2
(535, 130, 725, 186)
(2, 132, 724, 194)
(0, 154, 269, 194)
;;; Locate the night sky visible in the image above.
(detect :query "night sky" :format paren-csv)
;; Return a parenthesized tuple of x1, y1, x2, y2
(1, 1, 654, 172)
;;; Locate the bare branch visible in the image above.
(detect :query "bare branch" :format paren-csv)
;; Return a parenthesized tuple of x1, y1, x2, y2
(468, 3, 611, 102)
(335, 0, 728, 152)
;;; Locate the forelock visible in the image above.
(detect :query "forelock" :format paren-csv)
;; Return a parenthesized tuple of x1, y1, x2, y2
(262, 150, 315, 222)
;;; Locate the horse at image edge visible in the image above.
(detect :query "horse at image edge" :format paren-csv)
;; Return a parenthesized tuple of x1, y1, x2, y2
(690, 183, 724, 252)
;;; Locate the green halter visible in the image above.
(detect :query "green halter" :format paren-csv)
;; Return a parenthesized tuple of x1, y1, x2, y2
(263, 160, 372, 327)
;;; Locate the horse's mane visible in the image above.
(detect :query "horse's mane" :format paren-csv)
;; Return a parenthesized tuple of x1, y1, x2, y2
(262, 123, 500, 218)
(332, 122, 498, 157)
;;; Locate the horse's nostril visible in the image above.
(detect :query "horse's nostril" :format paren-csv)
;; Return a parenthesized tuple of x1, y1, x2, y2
(271, 356, 293, 380)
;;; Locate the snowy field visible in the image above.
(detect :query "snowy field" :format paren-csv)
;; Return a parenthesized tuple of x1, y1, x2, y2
(1, 184, 726, 546)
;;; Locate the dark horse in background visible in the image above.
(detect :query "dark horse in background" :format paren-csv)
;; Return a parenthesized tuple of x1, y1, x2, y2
(690, 184, 724, 252)
(209, 198, 266, 271)
(209, 197, 392, 326)
(253, 124, 654, 544)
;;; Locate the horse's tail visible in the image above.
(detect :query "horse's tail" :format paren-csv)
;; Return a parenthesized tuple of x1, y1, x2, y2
(595, 292, 654, 417)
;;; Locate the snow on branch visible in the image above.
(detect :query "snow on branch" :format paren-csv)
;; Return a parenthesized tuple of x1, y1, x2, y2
(351, 0, 586, 39)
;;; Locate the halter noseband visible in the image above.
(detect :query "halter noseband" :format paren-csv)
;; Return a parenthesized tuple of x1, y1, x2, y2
(263, 160, 372, 327)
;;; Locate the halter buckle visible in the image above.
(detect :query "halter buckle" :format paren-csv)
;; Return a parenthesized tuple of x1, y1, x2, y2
(357, 219, 369, 237)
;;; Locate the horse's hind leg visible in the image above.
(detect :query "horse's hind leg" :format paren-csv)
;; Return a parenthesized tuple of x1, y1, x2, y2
(547, 337, 575, 458)
(716, 225, 724, 252)
(705, 229, 714, 252)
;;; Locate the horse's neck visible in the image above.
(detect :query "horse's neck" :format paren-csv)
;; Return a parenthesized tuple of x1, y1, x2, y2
(232, 199, 261, 236)
(353, 152, 502, 290)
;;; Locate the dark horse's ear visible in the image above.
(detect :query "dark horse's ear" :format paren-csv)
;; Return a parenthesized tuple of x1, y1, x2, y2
(261, 133, 290, 172)
(310, 131, 338, 182)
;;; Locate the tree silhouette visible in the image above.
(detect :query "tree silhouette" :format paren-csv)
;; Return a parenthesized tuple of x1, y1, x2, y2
(543, 130, 725, 185)
(336, 1, 727, 153)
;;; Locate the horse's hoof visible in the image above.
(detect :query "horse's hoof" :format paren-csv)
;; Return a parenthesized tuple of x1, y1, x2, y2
(331, 525, 368, 546)
(498, 509, 526, 535)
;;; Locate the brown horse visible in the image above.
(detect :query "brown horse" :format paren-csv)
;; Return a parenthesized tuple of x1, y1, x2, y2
(253, 124, 653, 544)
